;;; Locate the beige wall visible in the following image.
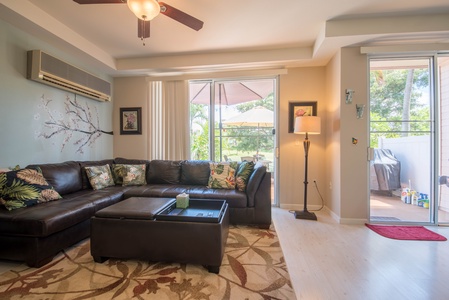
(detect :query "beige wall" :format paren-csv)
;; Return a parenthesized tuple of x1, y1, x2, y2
(113, 76, 149, 159)
(322, 47, 370, 223)
(278, 67, 327, 210)
(325, 49, 342, 216)
(113, 68, 328, 212)
(112, 54, 370, 223)
(277, 51, 369, 223)
(339, 47, 369, 222)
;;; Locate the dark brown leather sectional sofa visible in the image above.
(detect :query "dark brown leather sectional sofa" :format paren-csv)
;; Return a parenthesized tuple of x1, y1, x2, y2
(0, 158, 271, 267)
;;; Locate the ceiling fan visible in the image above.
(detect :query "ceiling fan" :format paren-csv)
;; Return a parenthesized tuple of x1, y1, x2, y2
(73, 0, 204, 44)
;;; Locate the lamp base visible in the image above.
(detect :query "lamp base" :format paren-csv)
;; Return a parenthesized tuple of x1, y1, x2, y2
(293, 210, 317, 221)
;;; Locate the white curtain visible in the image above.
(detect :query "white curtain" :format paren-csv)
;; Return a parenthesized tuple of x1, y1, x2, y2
(148, 80, 190, 160)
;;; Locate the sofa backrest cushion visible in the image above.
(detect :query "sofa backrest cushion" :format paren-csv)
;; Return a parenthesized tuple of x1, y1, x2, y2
(181, 160, 210, 185)
(26, 161, 82, 195)
(79, 160, 114, 190)
(148, 160, 182, 184)
(114, 157, 150, 165)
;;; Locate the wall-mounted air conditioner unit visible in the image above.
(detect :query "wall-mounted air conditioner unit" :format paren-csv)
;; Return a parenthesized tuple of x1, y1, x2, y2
(27, 50, 111, 102)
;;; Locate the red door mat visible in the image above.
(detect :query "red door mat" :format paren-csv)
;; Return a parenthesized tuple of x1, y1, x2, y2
(365, 224, 447, 241)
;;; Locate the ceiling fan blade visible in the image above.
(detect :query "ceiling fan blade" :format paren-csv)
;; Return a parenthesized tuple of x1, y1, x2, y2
(73, 0, 125, 4)
(159, 2, 203, 31)
(138, 19, 150, 38)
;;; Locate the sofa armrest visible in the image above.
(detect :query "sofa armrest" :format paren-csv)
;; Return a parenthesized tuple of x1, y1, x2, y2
(246, 164, 267, 207)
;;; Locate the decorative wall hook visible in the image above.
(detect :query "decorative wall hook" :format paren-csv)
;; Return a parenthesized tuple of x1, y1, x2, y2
(356, 104, 365, 119)
(345, 89, 355, 104)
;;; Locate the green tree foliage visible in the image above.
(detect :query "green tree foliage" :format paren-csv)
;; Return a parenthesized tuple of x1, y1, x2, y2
(190, 104, 209, 160)
(370, 68, 430, 147)
(190, 93, 275, 161)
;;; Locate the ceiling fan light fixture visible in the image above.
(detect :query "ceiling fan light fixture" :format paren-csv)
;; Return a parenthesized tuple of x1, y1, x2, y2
(127, 0, 160, 20)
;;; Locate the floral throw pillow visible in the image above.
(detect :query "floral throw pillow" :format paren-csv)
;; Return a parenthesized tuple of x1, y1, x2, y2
(0, 167, 62, 211)
(235, 161, 255, 192)
(85, 165, 115, 190)
(120, 164, 147, 186)
(207, 162, 236, 189)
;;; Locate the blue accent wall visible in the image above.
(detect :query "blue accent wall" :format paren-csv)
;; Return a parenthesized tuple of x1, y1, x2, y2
(0, 19, 113, 168)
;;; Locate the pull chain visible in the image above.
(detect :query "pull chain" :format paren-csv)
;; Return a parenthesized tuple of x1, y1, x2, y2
(141, 16, 146, 46)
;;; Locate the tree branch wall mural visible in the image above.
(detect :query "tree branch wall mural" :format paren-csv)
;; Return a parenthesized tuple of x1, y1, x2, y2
(35, 95, 113, 154)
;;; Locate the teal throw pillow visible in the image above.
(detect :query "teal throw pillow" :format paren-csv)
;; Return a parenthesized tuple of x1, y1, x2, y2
(235, 161, 255, 192)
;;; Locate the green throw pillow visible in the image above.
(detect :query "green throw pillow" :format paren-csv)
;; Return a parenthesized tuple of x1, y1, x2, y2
(85, 165, 115, 190)
(229, 161, 239, 171)
(235, 161, 255, 192)
(207, 162, 236, 189)
(121, 164, 147, 186)
(111, 164, 126, 185)
(0, 167, 62, 211)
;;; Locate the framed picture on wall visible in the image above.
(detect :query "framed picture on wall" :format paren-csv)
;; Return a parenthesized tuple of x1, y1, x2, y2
(120, 107, 142, 135)
(288, 101, 317, 133)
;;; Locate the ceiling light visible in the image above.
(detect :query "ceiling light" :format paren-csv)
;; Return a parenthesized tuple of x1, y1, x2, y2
(127, 0, 160, 21)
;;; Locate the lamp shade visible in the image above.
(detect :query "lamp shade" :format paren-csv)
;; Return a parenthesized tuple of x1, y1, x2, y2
(294, 116, 321, 135)
(127, 0, 160, 20)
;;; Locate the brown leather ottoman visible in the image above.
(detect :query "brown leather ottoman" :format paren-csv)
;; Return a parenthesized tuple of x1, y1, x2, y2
(90, 197, 229, 273)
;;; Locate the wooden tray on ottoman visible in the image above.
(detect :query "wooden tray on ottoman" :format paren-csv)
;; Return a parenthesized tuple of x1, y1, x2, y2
(90, 197, 229, 273)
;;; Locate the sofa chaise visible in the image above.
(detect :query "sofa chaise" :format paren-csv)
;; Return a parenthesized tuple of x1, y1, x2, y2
(0, 158, 271, 267)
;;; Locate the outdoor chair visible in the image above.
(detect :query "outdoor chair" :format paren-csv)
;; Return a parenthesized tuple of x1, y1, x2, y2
(241, 156, 254, 162)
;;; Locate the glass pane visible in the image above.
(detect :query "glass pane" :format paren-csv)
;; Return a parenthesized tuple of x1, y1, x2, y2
(438, 56, 449, 223)
(189, 82, 211, 160)
(189, 78, 276, 205)
(369, 58, 433, 223)
(214, 105, 274, 168)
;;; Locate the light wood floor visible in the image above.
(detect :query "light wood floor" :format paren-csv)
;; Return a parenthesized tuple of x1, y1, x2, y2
(2, 209, 449, 299)
(272, 207, 449, 300)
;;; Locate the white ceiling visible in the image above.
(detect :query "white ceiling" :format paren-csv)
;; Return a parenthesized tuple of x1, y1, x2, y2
(1, 0, 449, 77)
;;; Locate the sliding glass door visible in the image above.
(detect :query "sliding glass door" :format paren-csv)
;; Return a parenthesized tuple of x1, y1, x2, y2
(437, 55, 449, 223)
(369, 54, 449, 224)
(369, 57, 434, 223)
(188, 78, 278, 205)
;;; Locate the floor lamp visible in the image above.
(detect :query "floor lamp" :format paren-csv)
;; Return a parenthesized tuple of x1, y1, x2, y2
(293, 116, 321, 220)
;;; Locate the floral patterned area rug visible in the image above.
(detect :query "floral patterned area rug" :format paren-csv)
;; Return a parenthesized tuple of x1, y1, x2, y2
(0, 225, 296, 299)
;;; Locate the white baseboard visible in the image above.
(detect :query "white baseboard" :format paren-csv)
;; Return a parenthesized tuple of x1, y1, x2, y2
(278, 204, 368, 225)
(279, 204, 323, 211)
